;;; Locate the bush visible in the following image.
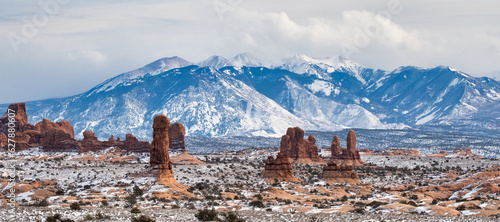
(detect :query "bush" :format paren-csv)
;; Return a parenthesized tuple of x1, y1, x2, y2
(249, 200, 265, 208)
(431, 199, 438, 205)
(133, 185, 144, 196)
(408, 201, 418, 207)
(70, 202, 81, 210)
(195, 208, 219, 221)
(36, 198, 49, 207)
(353, 208, 365, 214)
(222, 211, 245, 222)
(55, 189, 65, 195)
(46, 214, 75, 222)
(131, 207, 141, 214)
(131, 215, 156, 222)
(457, 204, 466, 211)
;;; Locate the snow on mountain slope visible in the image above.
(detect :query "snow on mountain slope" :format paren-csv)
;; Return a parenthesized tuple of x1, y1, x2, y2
(197, 55, 233, 69)
(225, 66, 388, 130)
(278, 54, 370, 84)
(277, 76, 385, 129)
(229, 53, 263, 67)
(27, 66, 314, 139)
(88, 56, 192, 95)
(369, 66, 500, 125)
(2, 54, 500, 140)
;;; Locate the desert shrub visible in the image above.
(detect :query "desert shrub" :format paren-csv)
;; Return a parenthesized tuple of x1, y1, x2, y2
(70, 202, 81, 210)
(46, 214, 75, 222)
(133, 185, 144, 196)
(353, 208, 365, 214)
(249, 200, 265, 208)
(55, 189, 65, 195)
(36, 198, 49, 207)
(131, 207, 141, 214)
(223, 211, 245, 222)
(431, 199, 438, 205)
(408, 201, 418, 207)
(340, 195, 348, 202)
(131, 215, 156, 222)
(367, 201, 387, 208)
(457, 205, 466, 211)
(195, 208, 219, 221)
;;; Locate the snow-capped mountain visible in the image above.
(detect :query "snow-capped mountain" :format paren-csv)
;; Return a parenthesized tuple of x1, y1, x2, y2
(367, 66, 500, 125)
(197, 55, 233, 69)
(229, 53, 263, 67)
(88, 56, 192, 95)
(2, 54, 500, 140)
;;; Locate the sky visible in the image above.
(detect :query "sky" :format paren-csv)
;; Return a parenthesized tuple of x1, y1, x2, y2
(0, 0, 499, 104)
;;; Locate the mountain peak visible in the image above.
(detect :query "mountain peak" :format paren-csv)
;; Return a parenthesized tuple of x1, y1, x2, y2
(229, 53, 263, 67)
(89, 56, 192, 95)
(197, 55, 232, 69)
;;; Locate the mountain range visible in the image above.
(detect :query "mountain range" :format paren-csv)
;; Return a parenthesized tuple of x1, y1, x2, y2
(3, 53, 500, 140)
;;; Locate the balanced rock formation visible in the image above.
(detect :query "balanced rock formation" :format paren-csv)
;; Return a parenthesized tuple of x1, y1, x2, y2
(168, 122, 186, 152)
(329, 130, 365, 166)
(320, 161, 360, 184)
(262, 152, 299, 182)
(150, 114, 180, 186)
(280, 127, 321, 163)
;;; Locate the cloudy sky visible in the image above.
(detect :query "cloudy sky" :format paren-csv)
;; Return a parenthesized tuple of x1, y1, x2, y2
(1, 0, 499, 104)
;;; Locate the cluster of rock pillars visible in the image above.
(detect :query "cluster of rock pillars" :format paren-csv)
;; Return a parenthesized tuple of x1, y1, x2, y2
(0, 103, 364, 187)
(263, 127, 363, 184)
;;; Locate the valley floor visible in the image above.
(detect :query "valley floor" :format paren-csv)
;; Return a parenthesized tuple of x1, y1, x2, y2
(1, 147, 500, 221)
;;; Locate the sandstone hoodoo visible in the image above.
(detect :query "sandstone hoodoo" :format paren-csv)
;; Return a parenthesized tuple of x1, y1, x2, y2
(262, 152, 299, 182)
(320, 161, 361, 184)
(279, 127, 321, 163)
(150, 114, 181, 186)
(0, 103, 32, 133)
(329, 130, 365, 166)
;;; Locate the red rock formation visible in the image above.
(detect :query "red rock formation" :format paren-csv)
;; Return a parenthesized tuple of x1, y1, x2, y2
(150, 114, 181, 186)
(0, 104, 80, 151)
(320, 161, 360, 184)
(168, 122, 186, 152)
(0, 103, 35, 150)
(331, 135, 340, 156)
(0, 103, 34, 133)
(35, 119, 75, 139)
(262, 152, 299, 182)
(0, 133, 6, 148)
(329, 130, 365, 166)
(118, 133, 150, 152)
(79, 130, 105, 152)
(41, 128, 79, 152)
(151, 115, 170, 166)
(279, 127, 320, 163)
